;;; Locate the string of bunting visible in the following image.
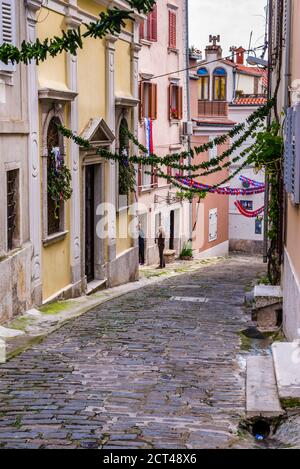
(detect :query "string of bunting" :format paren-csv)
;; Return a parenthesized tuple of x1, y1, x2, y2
(234, 201, 265, 218)
(239, 175, 265, 188)
(175, 175, 265, 195)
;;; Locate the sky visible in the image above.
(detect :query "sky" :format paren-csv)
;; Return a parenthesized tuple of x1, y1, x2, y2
(189, 0, 267, 59)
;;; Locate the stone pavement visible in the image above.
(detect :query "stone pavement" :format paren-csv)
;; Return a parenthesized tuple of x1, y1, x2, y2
(1, 256, 225, 360)
(0, 256, 266, 449)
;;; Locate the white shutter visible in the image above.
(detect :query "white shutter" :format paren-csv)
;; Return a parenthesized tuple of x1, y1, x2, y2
(209, 208, 218, 242)
(293, 103, 300, 204)
(0, 0, 16, 72)
(209, 136, 217, 161)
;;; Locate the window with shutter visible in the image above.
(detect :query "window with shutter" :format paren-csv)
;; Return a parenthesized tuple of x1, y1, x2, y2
(284, 106, 295, 194)
(284, 105, 300, 204)
(169, 84, 183, 120)
(209, 209, 218, 242)
(139, 82, 157, 120)
(168, 11, 177, 49)
(0, 0, 16, 73)
(293, 104, 300, 204)
(140, 5, 157, 42)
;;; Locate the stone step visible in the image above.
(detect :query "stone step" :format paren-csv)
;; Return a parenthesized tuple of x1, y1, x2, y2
(253, 285, 282, 309)
(86, 279, 107, 296)
(272, 341, 300, 401)
(246, 355, 285, 418)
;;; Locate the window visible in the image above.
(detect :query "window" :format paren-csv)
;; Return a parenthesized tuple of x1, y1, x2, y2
(208, 136, 217, 161)
(255, 218, 263, 235)
(6, 168, 19, 251)
(47, 117, 65, 236)
(213, 67, 227, 101)
(169, 84, 183, 120)
(240, 200, 253, 210)
(197, 68, 209, 100)
(284, 105, 300, 204)
(140, 4, 157, 42)
(139, 82, 157, 120)
(0, 0, 16, 72)
(209, 208, 218, 242)
(168, 11, 177, 49)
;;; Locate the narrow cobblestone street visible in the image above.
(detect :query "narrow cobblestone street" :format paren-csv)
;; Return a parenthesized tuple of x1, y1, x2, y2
(0, 256, 266, 449)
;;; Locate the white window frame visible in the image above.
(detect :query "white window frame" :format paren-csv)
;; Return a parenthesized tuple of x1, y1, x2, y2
(0, 0, 16, 74)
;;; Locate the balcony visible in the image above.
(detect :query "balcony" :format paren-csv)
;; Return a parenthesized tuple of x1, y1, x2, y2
(198, 100, 228, 117)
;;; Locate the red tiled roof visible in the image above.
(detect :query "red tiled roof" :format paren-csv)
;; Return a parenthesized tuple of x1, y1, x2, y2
(232, 96, 267, 106)
(236, 64, 263, 76)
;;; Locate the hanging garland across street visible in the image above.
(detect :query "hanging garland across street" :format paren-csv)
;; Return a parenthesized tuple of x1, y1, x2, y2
(239, 175, 265, 188)
(234, 201, 265, 218)
(175, 176, 265, 195)
(58, 98, 275, 195)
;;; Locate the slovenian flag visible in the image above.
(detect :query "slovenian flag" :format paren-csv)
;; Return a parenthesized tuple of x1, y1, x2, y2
(144, 118, 153, 156)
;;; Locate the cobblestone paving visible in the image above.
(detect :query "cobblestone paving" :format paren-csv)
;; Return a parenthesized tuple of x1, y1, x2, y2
(0, 256, 266, 449)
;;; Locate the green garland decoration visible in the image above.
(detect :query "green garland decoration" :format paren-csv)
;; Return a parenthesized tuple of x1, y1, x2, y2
(47, 152, 73, 218)
(121, 99, 273, 171)
(0, 1, 156, 65)
(58, 97, 275, 197)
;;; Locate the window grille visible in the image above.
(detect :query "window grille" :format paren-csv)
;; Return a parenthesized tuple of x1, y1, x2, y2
(6, 169, 18, 251)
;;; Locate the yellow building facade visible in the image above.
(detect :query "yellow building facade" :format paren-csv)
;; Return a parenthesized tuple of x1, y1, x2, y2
(29, 0, 141, 303)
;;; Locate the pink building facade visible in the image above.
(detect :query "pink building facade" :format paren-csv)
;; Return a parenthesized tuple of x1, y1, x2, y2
(137, 0, 190, 265)
(189, 38, 267, 258)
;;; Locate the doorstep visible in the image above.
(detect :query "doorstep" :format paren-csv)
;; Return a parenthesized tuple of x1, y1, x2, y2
(86, 279, 107, 296)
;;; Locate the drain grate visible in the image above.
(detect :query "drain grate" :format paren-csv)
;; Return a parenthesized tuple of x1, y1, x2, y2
(170, 296, 209, 303)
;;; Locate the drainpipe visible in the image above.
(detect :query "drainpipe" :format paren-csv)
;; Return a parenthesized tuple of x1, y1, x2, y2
(263, 0, 273, 263)
(233, 68, 237, 101)
(185, 0, 193, 243)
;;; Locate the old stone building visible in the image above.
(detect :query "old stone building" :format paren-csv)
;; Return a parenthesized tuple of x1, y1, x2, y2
(0, 1, 32, 323)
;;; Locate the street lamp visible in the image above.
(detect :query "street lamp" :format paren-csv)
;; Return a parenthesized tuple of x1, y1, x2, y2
(246, 56, 268, 68)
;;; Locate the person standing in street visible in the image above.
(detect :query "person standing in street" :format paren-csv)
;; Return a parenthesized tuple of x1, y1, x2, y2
(155, 226, 166, 269)
(138, 222, 145, 266)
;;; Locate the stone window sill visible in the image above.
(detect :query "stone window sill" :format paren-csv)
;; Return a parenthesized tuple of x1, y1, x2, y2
(140, 39, 153, 47)
(43, 230, 68, 247)
(168, 47, 179, 55)
(0, 70, 14, 86)
(170, 119, 180, 125)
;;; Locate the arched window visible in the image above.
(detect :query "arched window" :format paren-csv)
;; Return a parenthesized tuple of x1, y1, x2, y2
(213, 67, 227, 101)
(197, 67, 209, 101)
(118, 118, 130, 207)
(47, 116, 64, 235)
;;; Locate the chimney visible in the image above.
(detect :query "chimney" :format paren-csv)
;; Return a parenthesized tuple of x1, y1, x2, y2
(235, 47, 246, 65)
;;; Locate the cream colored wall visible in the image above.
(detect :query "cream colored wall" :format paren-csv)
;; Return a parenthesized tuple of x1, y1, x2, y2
(77, 36, 106, 132)
(37, 9, 71, 301)
(115, 40, 131, 97)
(36, 0, 136, 297)
(77, 0, 106, 132)
(116, 210, 132, 255)
(236, 73, 254, 95)
(36, 9, 67, 90)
